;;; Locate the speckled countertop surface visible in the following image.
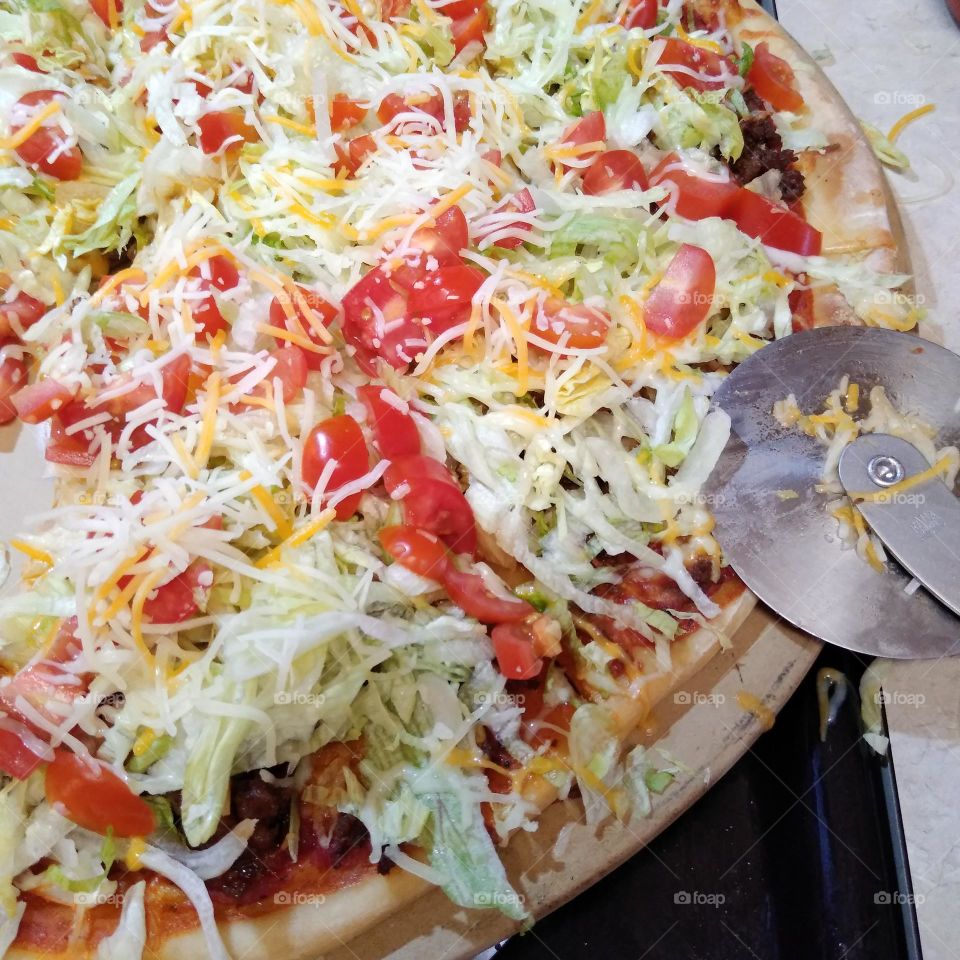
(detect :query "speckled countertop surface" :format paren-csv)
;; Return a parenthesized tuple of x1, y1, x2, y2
(778, 0, 960, 955)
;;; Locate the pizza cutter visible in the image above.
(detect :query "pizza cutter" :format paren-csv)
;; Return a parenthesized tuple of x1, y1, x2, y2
(703, 326, 960, 659)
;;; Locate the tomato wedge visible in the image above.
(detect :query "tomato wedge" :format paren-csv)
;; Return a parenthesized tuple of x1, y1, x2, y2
(11, 91, 82, 181)
(88, 0, 122, 27)
(531, 298, 610, 350)
(46, 419, 98, 466)
(444, 568, 532, 624)
(301, 415, 370, 520)
(380, 525, 451, 581)
(451, 6, 488, 53)
(45, 749, 155, 837)
(269, 285, 337, 371)
(187, 255, 237, 341)
(727, 188, 821, 256)
(12, 378, 78, 424)
(383, 455, 477, 556)
(657, 38, 736, 92)
(481, 188, 536, 249)
(407, 264, 485, 335)
(0, 722, 50, 779)
(341, 264, 425, 373)
(330, 94, 368, 133)
(409, 205, 469, 265)
(620, 0, 657, 29)
(643, 243, 716, 339)
(0, 351, 26, 425)
(264, 346, 308, 403)
(582, 149, 649, 196)
(197, 110, 257, 155)
(11, 52, 42, 71)
(649, 153, 739, 219)
(357, 385, 421, 458)
(747, 42, 804, 113)
(491, 623, 543, 679)
(333, 134, 377, 177)
(557, 110, 606, 170)
(143, 561, 211, 623)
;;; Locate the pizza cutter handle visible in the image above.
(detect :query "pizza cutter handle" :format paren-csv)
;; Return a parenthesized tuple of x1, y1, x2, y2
(838, 433, 960, 618)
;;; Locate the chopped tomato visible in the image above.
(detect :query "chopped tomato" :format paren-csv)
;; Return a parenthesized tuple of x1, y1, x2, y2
(439, 0, 484, 16)
(557, 110, 606, 170)
(383, 454, 477, 556)
(531, 298, 610, 350)
(491, 623, 542, 678)
(187, 257, 238, 341)
(197, 110, 257, 155)
(453, 91, 472, 132)
(12, 91, 83, 181)
(747, 42, 804, 113)
(269, 285, 338, 371)
(189, 281, 229, 340)
(330, 94, 368, 133)
(265, 346, 308, 403)
(649, 153, 739, 219)
(45, 419, 97, 466)
(380, 0, 410, 19)
(582, 149, 649, 196)
(409, 204, 469, 265)
(619, 0, 657, 29)
(0, 352, 27, 425)
(357, 384, 421, 458)
(451, 6, 489, 53)
(143, 561, 211, 623)
(12, 378, 78, 424)
(658, 38, 736, 92)
(88, 0, 122, 27)
(377, 91, 444, 127)
(482, 188, 535, 249)
(727, 190, 822, 256)
(139, 25, 168, 51)
(191, 254, 239, 292)
(643, 243, 716, 339)
(341, 264, 424, 373)
(333, 134, 377, 177)
(301, 415, 370, 520)
(524, 701, 575, 749)
(380, 525, 451, 581)
(444, 569, 532, 624)
(0, 723, 49, 779)
(45, 749, 155, 837)
(407, 264, 485, 335)
(12, 52, 42, 71)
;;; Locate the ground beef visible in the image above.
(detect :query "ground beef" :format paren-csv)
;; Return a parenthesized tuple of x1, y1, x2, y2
(729, 112, 806, 204)
(479, 727, 518, 771)
(328, 812, 370, 867)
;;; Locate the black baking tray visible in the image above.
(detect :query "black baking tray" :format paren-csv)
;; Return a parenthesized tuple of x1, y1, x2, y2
(492, 648, 921, 960)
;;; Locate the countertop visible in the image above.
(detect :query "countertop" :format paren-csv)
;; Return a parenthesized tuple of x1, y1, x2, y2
(777, 0, 960, 956)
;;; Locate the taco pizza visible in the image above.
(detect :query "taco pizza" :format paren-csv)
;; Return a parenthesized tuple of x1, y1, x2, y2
(0, 0, 911, 955)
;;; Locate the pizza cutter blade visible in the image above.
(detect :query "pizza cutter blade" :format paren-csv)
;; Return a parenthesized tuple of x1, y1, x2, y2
(703, 326, 960, 659)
